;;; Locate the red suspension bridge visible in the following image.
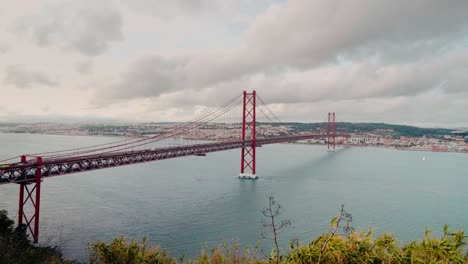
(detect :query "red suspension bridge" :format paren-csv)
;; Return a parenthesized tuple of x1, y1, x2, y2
(0, 91, 344, 243)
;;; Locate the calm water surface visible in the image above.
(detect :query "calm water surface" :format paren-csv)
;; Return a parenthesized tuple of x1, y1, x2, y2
(0, 133, 467, 262)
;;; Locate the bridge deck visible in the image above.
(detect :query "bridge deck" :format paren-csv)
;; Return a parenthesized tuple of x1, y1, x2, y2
(0, 134, 332, 184)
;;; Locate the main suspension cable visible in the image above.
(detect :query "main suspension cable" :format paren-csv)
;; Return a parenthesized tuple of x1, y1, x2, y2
(45, 96, 242, 159)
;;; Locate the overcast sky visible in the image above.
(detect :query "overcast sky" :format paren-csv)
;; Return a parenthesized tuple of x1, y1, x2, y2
(0, 0, 467, 127)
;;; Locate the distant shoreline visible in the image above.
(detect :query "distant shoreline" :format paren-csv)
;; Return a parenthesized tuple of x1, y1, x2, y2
(294, 141, 468, 154)
(1, 131, 466, 155)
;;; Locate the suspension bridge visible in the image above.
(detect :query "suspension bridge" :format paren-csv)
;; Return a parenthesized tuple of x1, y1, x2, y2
(0, 91, 344, 243)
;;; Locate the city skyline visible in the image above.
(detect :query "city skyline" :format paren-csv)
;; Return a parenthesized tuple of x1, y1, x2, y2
(0, 0, 468, 127)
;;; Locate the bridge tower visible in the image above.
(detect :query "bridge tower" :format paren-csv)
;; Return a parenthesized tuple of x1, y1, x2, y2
(239, 90, 257, 179)
(327, 112, 336, 150)
(17, 155, 42, 243)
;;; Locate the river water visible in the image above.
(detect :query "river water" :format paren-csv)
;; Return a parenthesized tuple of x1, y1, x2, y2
(0, 133, 467, 262)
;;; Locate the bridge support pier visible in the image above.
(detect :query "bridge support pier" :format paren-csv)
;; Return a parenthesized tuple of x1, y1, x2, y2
(327, 112, 336, 151)
(18, 155, 42, 243)
(239, 90, 258, 179)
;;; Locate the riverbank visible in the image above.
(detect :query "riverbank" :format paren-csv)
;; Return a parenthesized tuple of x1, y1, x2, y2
(295, 141, 468, 154)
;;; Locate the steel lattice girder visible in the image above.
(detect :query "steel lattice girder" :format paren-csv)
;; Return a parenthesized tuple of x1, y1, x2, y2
(0, 134, 344, 184)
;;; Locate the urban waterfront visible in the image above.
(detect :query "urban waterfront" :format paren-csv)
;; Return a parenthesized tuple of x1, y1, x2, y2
(0, 133, 467, 262)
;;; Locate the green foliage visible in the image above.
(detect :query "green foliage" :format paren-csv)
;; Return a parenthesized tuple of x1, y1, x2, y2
(0, 209, 74, 264)
(89, 236, 175, 264)
(401, 225, 467, 263)
(287, 226, 468, 264)
(195, 242, 266, 264)
(89, 227, 467, 264)
(89, 238, 268, 264)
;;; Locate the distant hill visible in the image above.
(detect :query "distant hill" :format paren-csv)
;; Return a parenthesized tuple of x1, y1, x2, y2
(258, 122, 455, 138)
(1, 121, 463, 139)
(453, 131, 468, 137)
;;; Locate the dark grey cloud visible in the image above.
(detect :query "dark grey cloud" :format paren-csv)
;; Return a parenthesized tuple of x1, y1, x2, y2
(94, 0, 468, 107)
(16, 1, 123, 56)
(238, 0, 468, 73)
(94, 55, 188, 105)
(265, 94, 468, 128)
(138, 49, 468, 109)
(4, 65, 58, 89)
(443, 72, 468, 94)
(75, 61, 93, 75)
(121, 0, 222, 18)
(95, 49, 468, 108)
(122, 0, 285, 20)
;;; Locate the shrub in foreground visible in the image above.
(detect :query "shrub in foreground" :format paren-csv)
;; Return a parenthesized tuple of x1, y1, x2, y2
(89, 226, 467, 264)
(0, 209, 74, 264)
(89, 237, 175, 264)
(287, 226, 467, 263)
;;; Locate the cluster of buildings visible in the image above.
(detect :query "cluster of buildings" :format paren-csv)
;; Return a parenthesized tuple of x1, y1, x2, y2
(301, 133, 468, 153)
(0, 123, 88, 136)
(150, 123, 293, 140)
(1, 122, 467, 153)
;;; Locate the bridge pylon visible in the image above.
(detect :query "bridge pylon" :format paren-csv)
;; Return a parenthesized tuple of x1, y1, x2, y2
(17, 155, 42, 243)
(239, 90, 258, 179)
(327, 112, 336, 151)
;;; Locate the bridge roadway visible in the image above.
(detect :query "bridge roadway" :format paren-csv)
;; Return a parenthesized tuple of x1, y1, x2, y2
(0, 134, 337, 185)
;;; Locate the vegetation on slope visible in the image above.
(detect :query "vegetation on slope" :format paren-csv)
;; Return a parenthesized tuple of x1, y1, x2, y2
(88, 201, 467, 264)
(0, 209, 74, 264)
(88, 225, 467, 264)
(264, 122, 455, 138)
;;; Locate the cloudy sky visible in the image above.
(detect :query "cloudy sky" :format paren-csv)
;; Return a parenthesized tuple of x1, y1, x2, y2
(0, 0, 467, 127)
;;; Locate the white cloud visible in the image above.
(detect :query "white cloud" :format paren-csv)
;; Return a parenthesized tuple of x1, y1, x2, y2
(0, 0, 467, 127)
(15, 0, 123, 56)
(4, 65, 58, 88)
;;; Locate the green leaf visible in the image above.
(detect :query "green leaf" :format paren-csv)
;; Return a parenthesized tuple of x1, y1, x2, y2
(330, 216, 339, 227)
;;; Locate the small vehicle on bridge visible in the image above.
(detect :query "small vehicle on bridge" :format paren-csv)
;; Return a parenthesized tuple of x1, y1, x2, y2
(0, 164, 11, 169)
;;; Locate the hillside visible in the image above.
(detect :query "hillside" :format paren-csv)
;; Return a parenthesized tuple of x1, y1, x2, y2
(260, 122, 455, 138)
